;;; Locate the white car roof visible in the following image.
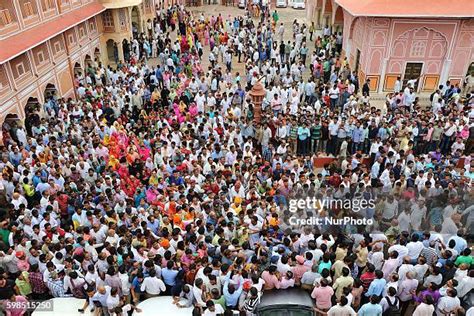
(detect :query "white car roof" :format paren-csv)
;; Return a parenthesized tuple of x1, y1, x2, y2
(32, 298, 93, 316)
(134, 297, 193, 316)
(32, 297, 193, 316)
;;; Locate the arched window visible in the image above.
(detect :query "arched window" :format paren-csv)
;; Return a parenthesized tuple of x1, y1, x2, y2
(410, 41, 426, 58)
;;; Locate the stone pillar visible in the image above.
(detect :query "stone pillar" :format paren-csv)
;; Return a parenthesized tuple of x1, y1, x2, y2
(249, 80, 265, 123)
(380, 58, 389, 93)
(323, 14, 330, 29)
(440, 59, 452, 88)
(316, 9, 322, 29)
(117, 42, 125, 63)
(306, 2, 314, 22)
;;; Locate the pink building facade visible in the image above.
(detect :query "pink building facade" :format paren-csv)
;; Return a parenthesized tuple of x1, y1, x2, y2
(344, 16, 474, 93)
(307, 0, 474, 93)
(0, 0, 156, 139)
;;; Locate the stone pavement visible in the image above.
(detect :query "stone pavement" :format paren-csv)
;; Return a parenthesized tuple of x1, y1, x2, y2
(149, 5, 430, 109)
(188, 5, 310, 73)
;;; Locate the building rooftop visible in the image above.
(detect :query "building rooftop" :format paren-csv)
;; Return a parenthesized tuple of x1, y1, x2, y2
(334, 0, 474, 18)
(101, 0, 142, 9)
(0, 2, 105, 64)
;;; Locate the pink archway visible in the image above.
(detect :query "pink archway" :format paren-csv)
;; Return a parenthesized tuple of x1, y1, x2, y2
(390, 27, 448, 62)
(388, 27, 449, 89)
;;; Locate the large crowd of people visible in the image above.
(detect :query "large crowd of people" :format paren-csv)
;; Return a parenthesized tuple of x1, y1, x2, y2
(0, 3, 473, 316)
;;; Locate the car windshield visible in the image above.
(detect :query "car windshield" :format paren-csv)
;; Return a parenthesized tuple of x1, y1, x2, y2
(260, 309, 313, 316)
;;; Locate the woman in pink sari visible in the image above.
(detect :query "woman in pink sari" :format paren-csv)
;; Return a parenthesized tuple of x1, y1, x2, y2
(116, 129, 129, 151)
(133, 137, 151, 161)
(459, 124, 470, 140)
(138, 145, 151, 161)
(204, 26, 210, 46)
(210, 15, 216, 28)
(146, 186, 159, 205)
(167, 115, 175, 126)
(189, 102, 198, 118)
(210, 34, 215, 51)
(117, 161, 129, 179)
(173, 103, 185, 123)
(192, 65, 200, 77)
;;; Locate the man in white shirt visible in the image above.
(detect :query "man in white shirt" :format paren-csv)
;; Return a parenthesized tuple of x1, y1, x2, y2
(194, 91, 206, 113)
(410, 199, 427, 232)
(11, 192, 28, 210)
(398, 257, 416, 283)
(451, 138, 465, 154)
(394, 77, 401, 93)
(436, 288, 461, 316)
(406, 234, 424, 263)
(193, 278, 206, 308)
(328, 85, 340, 109)
(327, 296, 356, 315)
(456, 270, 474, 298)
(379, 164, 392, 191)
(140, 269, 166, 297)
(407, 77, 419, 89)
(382, 196, 398, 221)
(203, 300, 225, 316)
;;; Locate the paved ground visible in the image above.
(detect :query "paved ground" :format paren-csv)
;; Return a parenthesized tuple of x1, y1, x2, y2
(189, 5, 310, 74)
(189, 4, 308, 23)
(148, 5, 309, 88)
(150, 5, 429, 107)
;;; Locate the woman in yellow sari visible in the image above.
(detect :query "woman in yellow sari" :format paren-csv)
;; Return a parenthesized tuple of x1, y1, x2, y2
(397, 123, 410, 152)
(238, 227, 249, 245)
(108, 155, 120, 170)
(103, 135, 111, 150)
(178, 100, 187, 113)
(149, 170, 159, 186)
(151, 88, 161, 104)
(187, 33, 193, 49)
(230, 197, 242, 214)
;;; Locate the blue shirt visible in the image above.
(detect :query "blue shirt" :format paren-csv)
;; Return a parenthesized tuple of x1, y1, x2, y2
(337, 125, 348, 138)
(358, 302, 382, 316)
(36, 182, 50, 194)
(448, 236, 467, 254)
(168, 175, 184, 186)
(161, 268, 179, 286)
(147, 220, 160, 234)
(155, 68, 163, 79)
(365, 278, 386, 297)
(223, 278, 243, 307)
(9, 152, 21, 167)
(371, 162, 380, 179)
(131, 277, 143, 293)
(377, 128, 387, 139)
(352, 127, 364, 143)
(32, 175, 42, 188)
(297, 127, 310, 140)
(211, 151, 223, 160)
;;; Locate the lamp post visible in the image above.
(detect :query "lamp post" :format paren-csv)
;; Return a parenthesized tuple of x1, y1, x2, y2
(249, 79, 265, 123)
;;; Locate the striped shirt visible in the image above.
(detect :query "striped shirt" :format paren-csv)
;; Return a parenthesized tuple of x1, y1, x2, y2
(420, 247, 438, 266)
(289, 126, 298, 139)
